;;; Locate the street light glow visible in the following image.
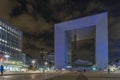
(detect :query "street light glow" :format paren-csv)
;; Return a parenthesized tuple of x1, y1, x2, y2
(32, 60, 35, 64)
(45, 62, 48, 65)
(4, 55, 9, 58)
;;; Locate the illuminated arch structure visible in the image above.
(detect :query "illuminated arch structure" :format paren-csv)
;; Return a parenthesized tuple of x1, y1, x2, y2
(54, 12, 108, 70)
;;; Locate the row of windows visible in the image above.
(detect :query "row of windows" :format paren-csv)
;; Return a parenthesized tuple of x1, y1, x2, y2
(0, 43, 21, 52)
(0, 41, 20, 48)
(0, 34, 22, 48)
(0, 39, 7, 43)
(0, 37, 21, 48)
(0, 21, 22, 36)
(0, 50, 20, 57)
(0, 20, 22, 56)
(0, 26, 22, 39)
(1, 49, 21, 53)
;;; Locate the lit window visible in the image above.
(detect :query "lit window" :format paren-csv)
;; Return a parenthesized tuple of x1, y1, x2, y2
(5, 24, 7, 28)
(2, 39, 4, 42)
(5, 40, 7, 43)
(5, 30, 7, 32)
(9, 28, 11, 31)
(0, 26, 2, 29)
(8, 26, 9, 30)
(2, 28, 5, 31)
(0, 21, 2, 25)
(2, 23, 5, 27)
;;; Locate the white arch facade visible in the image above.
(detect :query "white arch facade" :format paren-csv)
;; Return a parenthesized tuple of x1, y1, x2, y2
(54, 12, 108, 70)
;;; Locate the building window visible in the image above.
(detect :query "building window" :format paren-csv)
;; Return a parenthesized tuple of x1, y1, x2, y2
(5, 24, 7, 29)
(2, 23, 5, 27)
(0, 26, 2, 29)
(8, 26, 9, 30)
(0, 21, 2, 25)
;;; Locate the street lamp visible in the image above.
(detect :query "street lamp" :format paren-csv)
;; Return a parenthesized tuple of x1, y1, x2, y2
(32, 60, 35, 66)
(45, 62, 48, 66)
(4, 55, 9, 61)
(44, 62, 48, 72)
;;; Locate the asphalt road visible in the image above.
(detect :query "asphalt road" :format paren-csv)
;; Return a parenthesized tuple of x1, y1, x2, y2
(0, 71, 120, 80)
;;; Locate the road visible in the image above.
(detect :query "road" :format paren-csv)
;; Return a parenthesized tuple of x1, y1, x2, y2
(0, 71, 120, 80)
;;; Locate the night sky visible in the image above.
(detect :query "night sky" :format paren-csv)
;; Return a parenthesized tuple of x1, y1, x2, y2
(0, 0, 120, 59)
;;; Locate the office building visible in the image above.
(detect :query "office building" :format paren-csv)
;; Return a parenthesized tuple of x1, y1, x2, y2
(54, 12, 108, 70)
(0, 18, 23, 71)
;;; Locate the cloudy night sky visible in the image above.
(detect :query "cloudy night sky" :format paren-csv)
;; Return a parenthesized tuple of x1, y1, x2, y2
(0, 0, 120, 60)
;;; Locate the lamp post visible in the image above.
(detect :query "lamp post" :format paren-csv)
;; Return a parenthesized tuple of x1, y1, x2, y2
(45, 62, 48, 66)
(4, 55, 9, 61)
(32, 60, 35, 66)
(44, 62, 48, 71)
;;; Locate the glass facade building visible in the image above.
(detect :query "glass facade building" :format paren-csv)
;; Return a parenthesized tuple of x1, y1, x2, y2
(0, 18, 22, 63)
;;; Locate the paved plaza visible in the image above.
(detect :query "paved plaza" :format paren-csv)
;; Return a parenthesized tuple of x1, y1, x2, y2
(46, 71, 120, 80)
(0, 71, 120, 80)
